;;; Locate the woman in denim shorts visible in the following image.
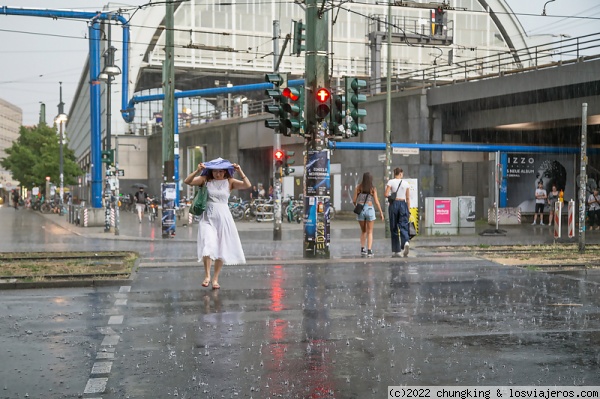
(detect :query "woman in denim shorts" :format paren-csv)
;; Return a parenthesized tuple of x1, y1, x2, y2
(353, 172, 384, 257)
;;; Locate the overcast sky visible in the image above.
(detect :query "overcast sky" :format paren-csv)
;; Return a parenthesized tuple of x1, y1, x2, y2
(1, 0, 599, 126)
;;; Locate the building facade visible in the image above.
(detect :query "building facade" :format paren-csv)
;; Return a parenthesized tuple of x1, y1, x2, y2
(65, 0, 534, 203)
(0, 98, 22, 197)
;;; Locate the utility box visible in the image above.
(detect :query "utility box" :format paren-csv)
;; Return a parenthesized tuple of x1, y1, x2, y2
(424, 197, 458, 235)
(457, 196, 476, 233)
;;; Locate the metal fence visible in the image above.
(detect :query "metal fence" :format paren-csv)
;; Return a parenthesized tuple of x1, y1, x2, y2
(128, 33, 600, 133)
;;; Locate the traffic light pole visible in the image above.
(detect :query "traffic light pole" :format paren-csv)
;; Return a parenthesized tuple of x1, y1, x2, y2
(162, 0, 176, 239)
(303, 0, 331, 259)
(384, 1, 393, 239)
(272, 20, 283, 241)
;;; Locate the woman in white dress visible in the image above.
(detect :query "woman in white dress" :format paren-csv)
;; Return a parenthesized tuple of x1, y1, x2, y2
(184, 158, 251, 289)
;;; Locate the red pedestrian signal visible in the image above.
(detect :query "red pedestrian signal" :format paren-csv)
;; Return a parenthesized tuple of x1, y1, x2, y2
(316, 88, 330, 103)
(315, 87, 331, 120)
(274, 149, 285, 167)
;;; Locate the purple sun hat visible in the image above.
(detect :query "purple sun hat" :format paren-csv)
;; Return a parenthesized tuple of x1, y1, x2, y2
(200, 157, 235, 177)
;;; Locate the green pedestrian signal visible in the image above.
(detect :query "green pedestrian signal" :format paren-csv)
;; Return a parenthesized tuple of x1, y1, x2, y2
(282, 86, 305, 136)
(101, 149, 115, 166)
(344, 77, 367, 136)
(284, 150, 295, 176)
(292, 20, 306, 56)
(264, 73, 288, 135)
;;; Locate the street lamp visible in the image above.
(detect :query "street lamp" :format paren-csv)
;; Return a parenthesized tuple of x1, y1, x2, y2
(98, 30, 122, 234)
(55, 82, 68, 212)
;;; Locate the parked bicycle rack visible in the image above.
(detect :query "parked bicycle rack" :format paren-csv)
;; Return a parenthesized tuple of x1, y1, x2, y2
(255, 203, 274, 222)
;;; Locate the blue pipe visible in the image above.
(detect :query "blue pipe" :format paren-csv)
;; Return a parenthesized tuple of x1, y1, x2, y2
(127, 79, 306, 109)
(1, 7, 133, 207)
(0, 7, 131, 121)
(328, 141, 582, 154)
(89, 22, 103, 208)
(174, 100, 179, 205)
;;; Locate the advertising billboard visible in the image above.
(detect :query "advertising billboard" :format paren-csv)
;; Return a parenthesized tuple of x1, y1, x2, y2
(505, 153, 575, 213)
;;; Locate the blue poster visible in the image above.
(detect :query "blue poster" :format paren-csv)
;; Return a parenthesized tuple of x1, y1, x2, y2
(306, 150, 330, 196)
(161, 182, 177, 238)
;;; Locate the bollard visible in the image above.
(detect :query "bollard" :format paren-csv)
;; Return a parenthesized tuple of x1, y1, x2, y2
(554, 201, 562, 239)
(568, 199, 575, 238)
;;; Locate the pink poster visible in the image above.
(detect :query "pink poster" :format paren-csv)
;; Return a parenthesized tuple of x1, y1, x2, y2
(434, 199, 451, 224)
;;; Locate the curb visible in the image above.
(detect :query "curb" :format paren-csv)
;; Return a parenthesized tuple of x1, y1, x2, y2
(0, 257, 141, 291)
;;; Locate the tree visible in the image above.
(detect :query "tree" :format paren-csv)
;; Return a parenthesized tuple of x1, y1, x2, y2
(0, 124, 83, 190)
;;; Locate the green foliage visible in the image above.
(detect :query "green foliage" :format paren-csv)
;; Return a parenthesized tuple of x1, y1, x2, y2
(0, 124, 83, 189)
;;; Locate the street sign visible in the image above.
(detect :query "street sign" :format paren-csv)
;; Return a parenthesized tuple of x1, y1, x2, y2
(393, 147, 420, 155)
(106, 169, 125, 177)
(378, 154, 387, 162)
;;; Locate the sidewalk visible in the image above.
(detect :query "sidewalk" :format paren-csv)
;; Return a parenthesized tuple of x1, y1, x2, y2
(49, 207, 593, 247)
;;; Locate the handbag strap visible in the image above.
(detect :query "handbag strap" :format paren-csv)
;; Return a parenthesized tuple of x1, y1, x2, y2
(395, 180, 402, 195)
(358, 192, 369, 205)
(390, 180, 402, 197)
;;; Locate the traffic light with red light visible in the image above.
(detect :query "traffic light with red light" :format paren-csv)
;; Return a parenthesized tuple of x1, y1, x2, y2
(282, 86, 304, 136)
(315, 87, 331, 120)
(433, 7, 446, 36)
(274, 149, 285, 168)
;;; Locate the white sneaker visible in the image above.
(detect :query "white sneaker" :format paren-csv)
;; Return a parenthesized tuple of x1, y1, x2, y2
(540, 221, 545, 225)
(403, 242, 410, 257)
(531, 221, 536, 225)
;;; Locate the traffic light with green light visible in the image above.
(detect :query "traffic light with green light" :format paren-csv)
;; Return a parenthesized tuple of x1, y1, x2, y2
(284, 150, 295, 176)
(101, 149, 115, 166)
(264, 73, 288, 135)
(344, 77, 367, 136)
(282, 86, 304, 136)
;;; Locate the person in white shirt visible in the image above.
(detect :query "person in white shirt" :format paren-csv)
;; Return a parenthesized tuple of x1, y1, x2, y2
(587, 188, 600, 230)
(532, 181, 547, 225)
(384, 167, 411, 257)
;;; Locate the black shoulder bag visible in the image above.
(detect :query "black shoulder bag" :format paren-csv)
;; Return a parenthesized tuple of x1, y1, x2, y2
(353, 193, 369, 215)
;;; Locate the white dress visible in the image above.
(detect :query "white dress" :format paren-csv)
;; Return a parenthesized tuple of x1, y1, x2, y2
(197, 179, 246, 265)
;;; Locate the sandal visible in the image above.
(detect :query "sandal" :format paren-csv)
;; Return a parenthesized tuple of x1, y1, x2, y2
(212, 281, 220, 290)
(201, 278, 210, 287)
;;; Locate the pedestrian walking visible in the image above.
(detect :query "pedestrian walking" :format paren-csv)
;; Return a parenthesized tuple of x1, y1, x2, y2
(385, 168, 411, 257)
(353, 172, 384, 257)
(184, 157, 251, 289)
(547, 184, 560, 226)
(134, 187, 148, 223)
(587, 188, 600, 230)
(532, 181, 547, 225)
(11, 189, 19, 210)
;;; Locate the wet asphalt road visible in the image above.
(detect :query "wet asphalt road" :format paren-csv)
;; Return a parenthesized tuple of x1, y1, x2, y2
(1, 206, 600, 398)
